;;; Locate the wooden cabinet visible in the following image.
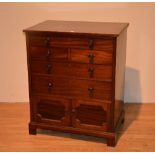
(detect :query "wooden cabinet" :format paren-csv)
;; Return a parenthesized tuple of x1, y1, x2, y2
(24, 20, 129, 146)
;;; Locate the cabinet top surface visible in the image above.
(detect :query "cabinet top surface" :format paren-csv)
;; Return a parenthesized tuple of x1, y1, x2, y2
(23, 20, 129, 36)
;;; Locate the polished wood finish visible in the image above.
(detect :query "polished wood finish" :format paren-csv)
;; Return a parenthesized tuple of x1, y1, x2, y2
(70, 49, 113, 64)
(23, 20, 129, 36)
(0, 103, 155, 152)
(24, 20, 129, 147)
(30, 61, 113, 80)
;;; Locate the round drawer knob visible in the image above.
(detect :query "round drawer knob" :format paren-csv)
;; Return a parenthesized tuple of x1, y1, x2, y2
(48, 82, 53, 93)
(88, 87, 94, 97)
(46, 64, 52, 74)
(88, 53, 94, 64)
(88, 68, 94, 77)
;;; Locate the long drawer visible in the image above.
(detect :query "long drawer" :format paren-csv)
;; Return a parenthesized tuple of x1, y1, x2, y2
(30, 61, 113, 80)
(29, 35, 114, 51)
(31, 75, 112, 100)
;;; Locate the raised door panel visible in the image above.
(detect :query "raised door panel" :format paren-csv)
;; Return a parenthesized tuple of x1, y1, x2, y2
(72, 100, 109, 131)
(32, 96, 71, 126)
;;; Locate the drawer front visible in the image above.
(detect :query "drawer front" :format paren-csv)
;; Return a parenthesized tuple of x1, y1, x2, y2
(31, 61, 68, 76)
(29, 36, 114, 50)
(31, 75, 69, 96)
(32, 96, 71, 126)
(69, 79, 112, 100)
(31, 61, 112, 80)
(29, 47, 68, 61)
(93, 38, 114, 51)
(29, 36, 50, 46)
(69, 63, 113, 80)
(70, 49, 113, 64)
(31, 75, 112, 100)
(72, 99, 110, 131)
(29, 36, 89, 49)
(50, 37, 89, 49)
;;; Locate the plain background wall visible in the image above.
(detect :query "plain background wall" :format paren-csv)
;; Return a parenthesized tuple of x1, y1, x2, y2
(0, 2, 155, 103)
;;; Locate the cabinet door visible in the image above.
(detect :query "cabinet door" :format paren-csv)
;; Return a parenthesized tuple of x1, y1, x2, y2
(32, 97, 71, 126)
(72, 100, 109, 131)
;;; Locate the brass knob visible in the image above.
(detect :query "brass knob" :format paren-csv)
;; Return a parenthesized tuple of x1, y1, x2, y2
(44, 37, 51, 46)
(88, 68, 94, 77)
(48, 82, 53, 93)
(46, 49, 51, 60)
(88, 53, 94, 64)
(88, 39, 94, 50)
(88, 87, 94, 97)
(46, 64, 52, 74)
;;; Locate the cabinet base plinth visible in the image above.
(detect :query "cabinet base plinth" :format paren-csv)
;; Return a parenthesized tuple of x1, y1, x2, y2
(29, 123, 37, 135)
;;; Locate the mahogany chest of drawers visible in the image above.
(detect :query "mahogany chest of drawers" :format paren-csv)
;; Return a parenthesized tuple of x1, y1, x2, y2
(24, 20, 129, 146)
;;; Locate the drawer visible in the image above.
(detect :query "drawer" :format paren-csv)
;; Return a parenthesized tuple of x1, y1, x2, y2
(70, 49, 113, 64)
(69, 79, 112, 100)
(29, 47, 68, 61)
(29, 36, 50, 46)
(29, 36, 90, 49)
(69, 63, 113, 80)
(31, 61, 112, 80)
(29, 36, 114, 51)
(93, 38, 114, 51)
(50, 37, 89, 49)
(31, 75, 69, 96)
(31, 61, 68, 75)
(31, 75, 112, 100)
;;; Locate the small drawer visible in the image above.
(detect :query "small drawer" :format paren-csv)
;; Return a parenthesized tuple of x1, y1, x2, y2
(93, 38, 114, 51)
(29, 47, 68, 62)
(31, 75, 69, 96)
(31, 61, 68, 75)
(29, 36, 90, 49)
(29, 36, 51, 47)
(69, 79, 112, 100)
(70, 49, 113, 64)
(50, 37, 90, 49)
(69, 63, 113, 80)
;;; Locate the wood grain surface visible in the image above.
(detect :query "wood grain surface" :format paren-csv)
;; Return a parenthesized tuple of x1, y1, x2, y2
(23, 20, 129, 36)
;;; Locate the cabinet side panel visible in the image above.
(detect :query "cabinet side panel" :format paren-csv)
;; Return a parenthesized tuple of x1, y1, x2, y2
(114, 29, 127, 127)
(25, 33, 34, 122)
